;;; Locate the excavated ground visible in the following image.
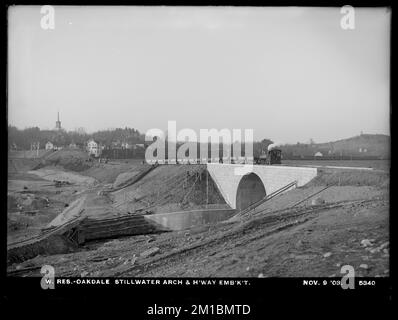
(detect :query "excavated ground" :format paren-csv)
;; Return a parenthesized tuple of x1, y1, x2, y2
(7, 153, 390, 277)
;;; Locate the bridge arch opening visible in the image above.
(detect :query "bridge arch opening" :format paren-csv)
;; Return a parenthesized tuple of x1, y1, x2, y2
(236, 172, 266, 211)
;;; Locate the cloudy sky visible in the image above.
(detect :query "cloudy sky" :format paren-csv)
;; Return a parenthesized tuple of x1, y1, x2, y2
(8, 6, 390, 143)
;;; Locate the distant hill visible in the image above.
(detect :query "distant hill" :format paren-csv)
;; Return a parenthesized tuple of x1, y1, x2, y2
(281, 134, 390, 160)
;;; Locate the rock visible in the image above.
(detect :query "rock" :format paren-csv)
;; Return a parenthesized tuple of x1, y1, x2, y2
(359, 264, 369, 270)
(329, 274, 336, 278)
(140, 247, 160, 258)
(81, 271, 88, 277)
(361, 239, 374, 247)
(383, 249, 389, 254)
(258, 273, 264, 278)
(323, 252, 332, 258)
(336, 263, 341, 267)
(246, 267, 251, 272)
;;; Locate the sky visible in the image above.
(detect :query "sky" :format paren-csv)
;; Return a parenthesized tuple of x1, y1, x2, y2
(8, 6, 390, 144)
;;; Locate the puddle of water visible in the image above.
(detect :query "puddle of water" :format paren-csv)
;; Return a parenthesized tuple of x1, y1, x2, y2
(145, 208, 237, 231)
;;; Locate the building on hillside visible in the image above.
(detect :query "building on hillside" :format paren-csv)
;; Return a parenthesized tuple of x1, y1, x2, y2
(10, 142, 18, 151)
(69, 142, 78, 149)
(314, 152, 323, 158)
(121, 141, 133, 149)
(45, 141, 54, 150)
(87, 139, 101, 157)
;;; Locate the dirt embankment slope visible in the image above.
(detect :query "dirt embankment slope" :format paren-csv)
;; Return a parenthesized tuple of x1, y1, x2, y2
(37, 148, 93, 172)
(110, 165, 227, 214)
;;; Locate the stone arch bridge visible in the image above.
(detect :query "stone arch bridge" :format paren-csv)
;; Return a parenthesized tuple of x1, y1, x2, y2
(206, 163, 318, 210)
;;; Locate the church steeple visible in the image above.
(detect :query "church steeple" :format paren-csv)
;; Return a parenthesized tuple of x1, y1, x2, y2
(55, 111, 62, 130)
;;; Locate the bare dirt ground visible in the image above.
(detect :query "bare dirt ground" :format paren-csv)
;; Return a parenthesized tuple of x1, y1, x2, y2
(7, 152, 390, 278)
(7, 177, 389, 278)
(8, 193, 388, 278)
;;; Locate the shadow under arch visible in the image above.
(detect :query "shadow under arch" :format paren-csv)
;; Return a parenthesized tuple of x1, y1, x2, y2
(236, 172, 266, 211)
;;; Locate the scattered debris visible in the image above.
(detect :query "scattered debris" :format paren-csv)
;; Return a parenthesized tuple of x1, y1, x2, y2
(140, 247, 160, 258)
(147, 236, 156, 243)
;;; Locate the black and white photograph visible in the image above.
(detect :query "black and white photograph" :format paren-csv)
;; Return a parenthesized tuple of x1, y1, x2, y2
(5, 4, 392, 306)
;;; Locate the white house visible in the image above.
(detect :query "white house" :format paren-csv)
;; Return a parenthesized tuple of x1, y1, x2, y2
(121, 141, 133, 149)
(87, 139, 101, 157)
(45, 141, 54, 150)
